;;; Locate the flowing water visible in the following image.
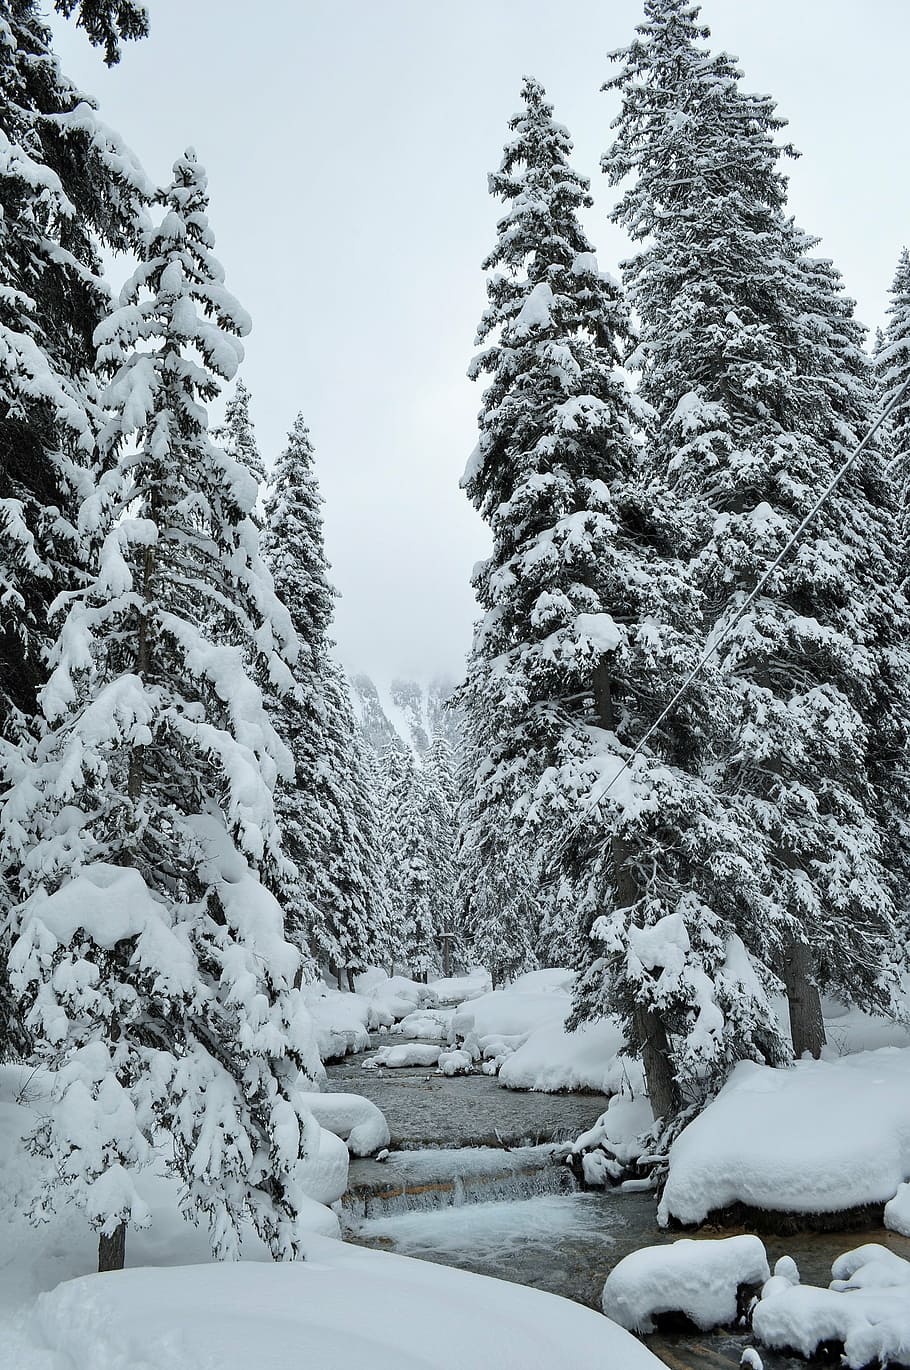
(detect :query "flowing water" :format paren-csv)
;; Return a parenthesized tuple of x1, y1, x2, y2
(327, 1045, 910, 1368)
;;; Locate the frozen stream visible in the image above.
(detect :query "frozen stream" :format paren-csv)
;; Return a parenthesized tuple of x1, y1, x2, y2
(327, 1046, 910, 1368)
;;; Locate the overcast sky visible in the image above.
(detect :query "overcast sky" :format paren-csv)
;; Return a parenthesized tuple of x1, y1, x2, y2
(49, 0, 910, 681)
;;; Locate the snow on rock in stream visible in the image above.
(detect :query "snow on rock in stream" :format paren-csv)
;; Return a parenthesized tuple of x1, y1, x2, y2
(601, 1235, 770, 1333)
(362, 1042, 442, 1070)
(17, 1236, 664, 1370)
(498, 1016, 642, 1095)
(752, 1243, 910, 1369)
(391, 1008, 455, 1042)
(573, 1094, 655, 1184)
(659, 1047, 910, 1225)
(307, 1093, 390, 1156)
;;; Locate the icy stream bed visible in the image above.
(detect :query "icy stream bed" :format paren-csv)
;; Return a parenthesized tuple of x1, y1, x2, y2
(328, 1046, 910, 1369)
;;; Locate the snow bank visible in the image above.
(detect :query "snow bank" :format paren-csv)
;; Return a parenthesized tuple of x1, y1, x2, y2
(602, 1235, 769, 1333)
(362, 1043, 441, 1070)
(498, 1016, 641, 1095)
(355, 972, 437, 1029)
(453, 968, 573, 1046)
(25, 1236, 663, 1370)
(307, 1092, 390, 1157)
(295, 1125, 350, 1205)
(303, 987, 371, 1061)
(752, 1243, 910, 1369)
(429, 968, 491, 1005)
(885, 1183, 910, 1237)
(659, 1047, 910, 1225)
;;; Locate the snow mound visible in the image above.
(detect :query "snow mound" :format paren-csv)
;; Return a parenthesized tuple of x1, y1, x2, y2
(437, 1048, 474, 1076)
(307, 1093, 390, 1157)
(453, 969, 573, 1045)
(390, 1008, 455, 1042)
(885, 1183, 910, 1238)
(296, 1125, 349, 1205)
(602, 1235, 769, 1333)
(429, 968, 491, 1005)
(752, 1243, 910, 1369)
(498, 1016, 641, 1095)
(23, 1237, 665, 1370)
(362, 1043, 441, 1070)
(659, 1048, 910, 1225)
(356, 972, 438, 1029)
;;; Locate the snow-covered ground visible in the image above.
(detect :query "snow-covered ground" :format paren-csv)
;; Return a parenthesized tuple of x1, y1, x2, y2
(659, 1046, 910, 1225)
(12, 1235, 663, 1370)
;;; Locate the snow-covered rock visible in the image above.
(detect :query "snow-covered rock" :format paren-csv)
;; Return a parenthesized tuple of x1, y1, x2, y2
(21, 1234, 664, 1370)
(601, 1235, 770, 1333)
(362, 1043, 441, 1070)
(752, 1243, 910, 1369)
(437, 1048, 474, 1076)
(498, 1016, 642, 1095)
(296, 1125, 349, 1205)
(885, 1183, 910, 1237)
(307, 1093, 390, 1157)
(356, 972, 438, 1029)
(453, 968, 574, 1044)
(659, 1048, 910, 1225)
(390, 1008, 455, 1042)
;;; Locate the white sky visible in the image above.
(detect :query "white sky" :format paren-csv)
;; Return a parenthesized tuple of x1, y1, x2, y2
(49, 0, 910, 680)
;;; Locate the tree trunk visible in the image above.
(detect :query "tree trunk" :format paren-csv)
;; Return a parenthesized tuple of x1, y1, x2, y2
(781, 936, 826, 1058)
(98, 1221, 126, 1272)
(592, 655, 677, 1119)
(335, 965, 343, 991)
(346, 967, 355, 993)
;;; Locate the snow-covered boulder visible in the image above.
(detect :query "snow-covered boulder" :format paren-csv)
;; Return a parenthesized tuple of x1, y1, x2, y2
(453, 968, 574, 1045)
(362, 1043, 441, 1070)
(390, 1008, 455, 1042)
(307, 1093, 390, 1157)
(296, 1125, 349, 1205)
(437, 1048, 474, 1076)
(752, 1243, 910, 1369)
(356, 972, 438, 1029)
(659, 1048, 910, 1226)
(602, 1235, 770, 1333)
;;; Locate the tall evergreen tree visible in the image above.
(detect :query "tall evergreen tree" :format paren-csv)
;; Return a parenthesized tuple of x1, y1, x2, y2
(878, 248, 910, 577)
(604, 0, 910, 1055)
(0, 0, 150, 1058)
(263, 417, 386, 983)
(0, 151, 320, 1273)
(462, 76, 783, 1118)
(423, 737, 458, 974)
(215, 378, 265, 491)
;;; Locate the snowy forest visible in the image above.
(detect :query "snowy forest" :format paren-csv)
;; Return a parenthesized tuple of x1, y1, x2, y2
(2, 1, 910, 1367)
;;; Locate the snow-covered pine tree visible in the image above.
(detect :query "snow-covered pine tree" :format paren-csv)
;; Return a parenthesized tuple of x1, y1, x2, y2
(462, 76, 784, 1118)
(878, 248, 910, 578)
(263, 416, 385, 983)
(0, 150, 321, 1273)
(423, 737, 459, 974)
(604, 0, 910, 1055)
(215, 378, 265, 493)
(0, 0, 151, 1059)
(53, 0, 148, 65)
(377, 745, 417, 976)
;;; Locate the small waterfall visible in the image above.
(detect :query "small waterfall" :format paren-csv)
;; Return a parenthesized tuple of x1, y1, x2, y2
(343, 1147, 579, 1220)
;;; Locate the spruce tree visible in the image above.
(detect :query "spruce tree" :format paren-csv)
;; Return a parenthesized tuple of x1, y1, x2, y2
(462, 76, 783, 1118)
(604, 0, 910, 1054)
(215, 378, 265, 493)
(0, 151, 320, 1273)
(879, 248, 910, 577)
(423, 737, 459, 974)
(0, 0, 150, 1058)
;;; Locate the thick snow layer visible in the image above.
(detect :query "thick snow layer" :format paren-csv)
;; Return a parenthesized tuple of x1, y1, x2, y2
(574, 1094, 656, 1184)
(23, 1236, 663, 1370)
(355, 972, 437, 1029)
(308, 1092, 390, 1157)
(602, 1235, 770, 1333)
(303, 987, 371, 1061)
(659, 1048, 910, 1225)
(498, 1016, 643, 1096)
(752, 1243, 910, 1369)
(362, 1043, 441, 1070)
(438, 1048, 475, 1076)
